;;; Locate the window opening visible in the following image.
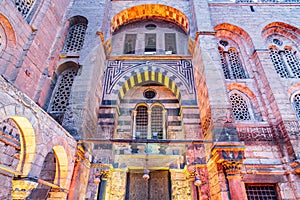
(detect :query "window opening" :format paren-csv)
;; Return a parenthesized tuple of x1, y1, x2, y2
(136, 106, 148, 139)
(145, 34, 156, 53)
(293, 93, 300, 120)
(230, 93, 251, 121)
(14, 0, 35, 19)
(269, 41, 300, 78)
(218, 44, 247, 79)
(165, 33, 177, 54)
(63, 23, 87, 53)
(245, 184, 278, 200)
(145, 24, 157, 30)
(151, 106, 163, 139)
(144, 89, 156, 99)
(49, 68, 77, 123)
(124, 34, 136, 54)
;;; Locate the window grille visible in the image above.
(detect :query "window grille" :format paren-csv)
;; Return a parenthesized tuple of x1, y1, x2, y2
(230, 93, 251, 121)
(219, 47, 231, 79)
(269, 45, 300, 78)
(245, 184, 278, 200)
(136, 106, 148, 139)
(14, 0, 35, 19)
(63, 23, 87, 53)
(151, 106, 163, 139)
(124, 34, 136, 54)
(49, 68, 77, 115)
(293, 93, 300, 119)
(165, 33, 177, 54)
(218, 46, 247, 79)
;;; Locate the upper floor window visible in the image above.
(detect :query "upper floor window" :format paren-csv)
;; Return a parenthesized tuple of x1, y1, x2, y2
(124, 34, 136, 54)
(229, 92, 251, 121)
(292, 92, 300, 120)
(133, 103, 166, 139)
(269, 44, 300, 78)
(48, 65, 78, 123)
(62, 16, 88, 54)
(267, 37, 300, 78)
(145, 33, 156, 53)
(14, 0, 36, 19)
(165, 33, 177, 54)
(113, 20, 188, 56)
(218, 40, 247, 79)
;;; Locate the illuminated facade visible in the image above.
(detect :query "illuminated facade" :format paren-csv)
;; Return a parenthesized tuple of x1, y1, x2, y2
(0, 0, 300, 199)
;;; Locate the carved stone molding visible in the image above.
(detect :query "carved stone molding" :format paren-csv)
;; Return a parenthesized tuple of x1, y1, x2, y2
(236, 126, 274, 143)
(11, 179, 38, 200)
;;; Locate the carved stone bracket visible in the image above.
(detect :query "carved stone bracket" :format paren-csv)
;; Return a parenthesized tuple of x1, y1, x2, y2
(211, 142, 245, 174)
(11, 179, 38, 200)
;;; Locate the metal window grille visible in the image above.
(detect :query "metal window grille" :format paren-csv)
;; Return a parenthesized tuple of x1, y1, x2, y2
(14, 0, 35, 19)
(293, 93, 300, 119)
(50, 68, 77, 113)
(269, 46, 300, 78)
(228, 48, 247, 79)
(219, 47, 231, 79)
(269, 47, 291, 78)
(284, 48, 300, 78)
(246, 184, 278, 200)
(230, 93, 251, 121)
(219, 46, 247, 79)
(151, 106, 163, 139)
(63, 23, 87, 53)
(136, 106, 148, 139)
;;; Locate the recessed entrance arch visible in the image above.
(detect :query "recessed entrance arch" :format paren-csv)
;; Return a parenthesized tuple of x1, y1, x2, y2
(110, 4, 189, 34)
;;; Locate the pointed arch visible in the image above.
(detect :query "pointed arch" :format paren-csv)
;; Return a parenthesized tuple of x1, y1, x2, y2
(110, 4, 189, 34)
(262, 22, 300, 45)
(9, 116, 36, 176)
(0, 14, 16, 48)
(52, 145, 69, 189)
(214, 23, 255, 54)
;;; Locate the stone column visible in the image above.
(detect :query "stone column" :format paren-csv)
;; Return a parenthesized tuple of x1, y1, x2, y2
(147, 110, 152, 139)
(11, 179, 38, 200)
(211, 142, 246, 200)
(162, 109, 167, 139)
(170, 169, 193, 200)
(132, 110, 137, 139)
(222, 161, 247, 200)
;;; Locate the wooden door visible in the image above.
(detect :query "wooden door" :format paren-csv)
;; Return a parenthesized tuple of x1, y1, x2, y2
(126, 171, 170, 200)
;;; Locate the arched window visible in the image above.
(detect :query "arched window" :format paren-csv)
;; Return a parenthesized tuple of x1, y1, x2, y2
(218, 41, 247, 79)
(292, 93, 300, 120)
(136, 105, 148, 139)
(151, 105, 163, 139)
(229, 92, 251, 121)
(62, 16, 88, 54)
(268, 39, 300, 78)
(133, 103, 166, 139)
(48, 66, 77, 123)
(14, 0, 36, 19)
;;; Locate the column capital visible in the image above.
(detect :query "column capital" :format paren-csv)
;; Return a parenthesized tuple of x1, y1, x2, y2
(11, 179, 38, 200)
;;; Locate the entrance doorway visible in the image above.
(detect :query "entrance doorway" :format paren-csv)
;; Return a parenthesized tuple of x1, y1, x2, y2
(126, 171, 171, 200)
